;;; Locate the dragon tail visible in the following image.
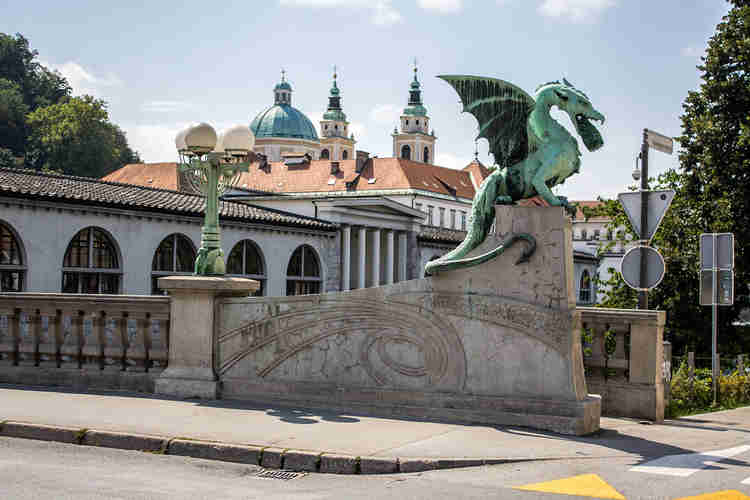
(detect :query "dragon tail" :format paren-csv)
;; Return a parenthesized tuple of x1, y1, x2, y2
(424, 168, 536, 275)
(425, 169, 499, 275)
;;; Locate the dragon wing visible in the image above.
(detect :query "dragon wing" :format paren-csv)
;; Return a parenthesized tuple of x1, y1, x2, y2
(438, 75, 535, 167)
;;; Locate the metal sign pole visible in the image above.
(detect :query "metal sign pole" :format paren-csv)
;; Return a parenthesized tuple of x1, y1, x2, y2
(639, 129, 650, 309)
(712, 234, 718, 405)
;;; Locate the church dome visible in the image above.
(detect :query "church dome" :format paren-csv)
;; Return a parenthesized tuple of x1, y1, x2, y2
(251, 104, 319, 141)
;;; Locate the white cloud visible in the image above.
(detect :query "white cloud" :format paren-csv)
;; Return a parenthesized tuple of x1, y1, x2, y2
(123, 121, 237, 163)
(279, 0, 402, 26)
(538, 0, 615, 23)
(369, 104, 401, 126)
(435, 152, 469, 170)
(141, 100, 193, 113)
(417, 0, 462, 13)
(681, 46, 703, 57)
(41, 60, 121, 98)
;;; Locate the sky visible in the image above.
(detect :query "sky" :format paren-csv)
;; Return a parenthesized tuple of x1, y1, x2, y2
(3, 0, 730, 200)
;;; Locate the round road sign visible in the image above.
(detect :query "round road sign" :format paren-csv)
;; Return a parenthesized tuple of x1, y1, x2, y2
(620, 245, 665, 290)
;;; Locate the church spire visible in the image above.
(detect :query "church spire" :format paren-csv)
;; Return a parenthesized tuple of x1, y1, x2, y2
(323, 65, 346, 122)
(404, 59, 427, 117)
(274, 68, 292, 105)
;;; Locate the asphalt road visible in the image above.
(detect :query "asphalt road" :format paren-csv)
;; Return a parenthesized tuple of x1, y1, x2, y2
(3, 436, 750, 499)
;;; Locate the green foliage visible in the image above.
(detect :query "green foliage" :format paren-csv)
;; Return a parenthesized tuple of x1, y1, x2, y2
(592, 1, 750, 356)
(0, 32, 139, 176)
(604, 329, 617, 358)
(26, 96, 139, 177)
(668, 360, 750, 417)
(581, 327, 593, 358)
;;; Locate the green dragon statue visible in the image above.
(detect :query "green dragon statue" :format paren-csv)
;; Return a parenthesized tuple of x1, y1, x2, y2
(424, 76, 606, 275)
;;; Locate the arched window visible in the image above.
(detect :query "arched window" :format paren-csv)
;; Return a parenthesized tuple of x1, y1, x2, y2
(581, 229, 588, 240)
(423, 147, 429, 164)
(151, 234, 196, 295)
(401, 145, 411, 160)
(0, 222, 25, 292)
(62, 227, 120, 294)
(342, 150, 348, 160)
(286, 245, 321, 296)
(227, 239, 266, 296)
(320, 149, 330, 160)
(579, 270, 592, 304)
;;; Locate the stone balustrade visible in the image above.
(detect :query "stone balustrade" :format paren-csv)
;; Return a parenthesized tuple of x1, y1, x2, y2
(0, 293, 170, 391)
(578, 307, 666, 422)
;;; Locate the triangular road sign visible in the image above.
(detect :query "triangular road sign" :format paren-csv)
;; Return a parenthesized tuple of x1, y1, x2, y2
(617, 190, 675, 241)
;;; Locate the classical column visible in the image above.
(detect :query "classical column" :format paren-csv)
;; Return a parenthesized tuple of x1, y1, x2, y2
(358, 226, 367, 289)
(341, 225, 351, 291)
(385, 230, 395, 284)
(371, 229, 381, 287)
(398, 231, 408, 282)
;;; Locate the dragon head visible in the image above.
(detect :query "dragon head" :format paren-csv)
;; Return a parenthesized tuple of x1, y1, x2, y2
(537, 78, 605, 151)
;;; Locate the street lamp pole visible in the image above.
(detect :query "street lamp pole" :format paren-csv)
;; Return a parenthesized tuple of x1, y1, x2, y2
(175, 123, 256, 276)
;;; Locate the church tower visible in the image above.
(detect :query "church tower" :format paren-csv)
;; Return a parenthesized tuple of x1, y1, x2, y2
(319, 67, 355, 161)
(392, 61, 436, 164)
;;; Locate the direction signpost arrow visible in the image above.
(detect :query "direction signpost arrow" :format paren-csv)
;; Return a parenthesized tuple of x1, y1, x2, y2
(618, 190, 675, 242)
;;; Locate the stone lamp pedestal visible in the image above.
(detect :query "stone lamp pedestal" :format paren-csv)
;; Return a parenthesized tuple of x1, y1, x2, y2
(154, 276, 258, 399)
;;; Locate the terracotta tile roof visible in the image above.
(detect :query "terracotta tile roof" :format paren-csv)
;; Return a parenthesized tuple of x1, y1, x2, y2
(571, 200, 609, 222)
(102, 163, 179, 190)
(418, 226, 467, 244)
(106, 159, 478, 199)
(0, 167, 336, 230)
(462, 159, 491, 189)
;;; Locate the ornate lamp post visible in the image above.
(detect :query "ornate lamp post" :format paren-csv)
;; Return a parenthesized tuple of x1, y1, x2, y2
(175, 123, 255, 275)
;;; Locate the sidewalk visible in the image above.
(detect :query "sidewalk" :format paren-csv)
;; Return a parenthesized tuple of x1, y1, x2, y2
(2, 384, 750, 473)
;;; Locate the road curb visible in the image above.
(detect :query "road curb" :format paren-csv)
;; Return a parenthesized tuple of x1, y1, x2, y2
(0, 420, 529, 474)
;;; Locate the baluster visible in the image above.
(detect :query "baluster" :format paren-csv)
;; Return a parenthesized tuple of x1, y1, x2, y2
(103, 312, 126, 371)
(125, 312, 148, 372)
(82, 311, 105, 371)
(60, 310, 83, 369)
(17, 309, 39, 366)
(0, 308, 19, 366)
(38, 309, 60, 367)
(148, 313, 169, 373)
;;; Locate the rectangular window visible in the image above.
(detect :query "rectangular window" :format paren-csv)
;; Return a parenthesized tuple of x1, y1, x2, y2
(594, 229, 601, 240)
(461, 212, 467, 231)
(439, 207, 445, 227)
(415, 202, 422, 212)
(427, 206, 434, 226)
(450, 209, 456, 229)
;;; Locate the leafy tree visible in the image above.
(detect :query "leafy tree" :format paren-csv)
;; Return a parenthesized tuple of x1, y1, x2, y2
(593, 0, 750, 355)
(0, 78, 28, 154)
(0, 32, 139, 176)
(0, 33, 70, 112)
(26, 95, 139, 177)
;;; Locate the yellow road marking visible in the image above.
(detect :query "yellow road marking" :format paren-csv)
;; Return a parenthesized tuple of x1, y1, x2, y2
(674, 491, 750, 500)
(514, 473, 626, 499)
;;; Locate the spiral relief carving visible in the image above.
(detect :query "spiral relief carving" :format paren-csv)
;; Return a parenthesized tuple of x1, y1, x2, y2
(218, 298, 466, 392)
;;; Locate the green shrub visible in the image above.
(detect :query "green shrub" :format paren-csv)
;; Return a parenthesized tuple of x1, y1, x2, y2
(667, 359, 750, 417)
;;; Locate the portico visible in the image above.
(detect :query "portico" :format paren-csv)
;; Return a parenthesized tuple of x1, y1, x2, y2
(315, 198, 423, 290)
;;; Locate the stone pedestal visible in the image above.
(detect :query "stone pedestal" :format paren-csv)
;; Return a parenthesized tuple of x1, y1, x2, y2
(154, 276, 258, 399)
(217, 206, 601, 435)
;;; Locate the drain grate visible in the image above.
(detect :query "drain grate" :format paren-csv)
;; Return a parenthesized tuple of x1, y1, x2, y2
(256, 469, 305, 480)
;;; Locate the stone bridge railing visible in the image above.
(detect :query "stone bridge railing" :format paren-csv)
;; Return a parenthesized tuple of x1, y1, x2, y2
(578, 307, 666, 422)
(0, 294, 170, 392)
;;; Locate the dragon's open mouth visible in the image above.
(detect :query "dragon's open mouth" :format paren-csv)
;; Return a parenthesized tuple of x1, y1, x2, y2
(575, 113, 604, 151)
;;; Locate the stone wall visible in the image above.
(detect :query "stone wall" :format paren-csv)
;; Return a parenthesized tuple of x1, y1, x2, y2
(579, 307, 666, 421)
(0, 294, 170, 392)
(212, 206, 600, 435)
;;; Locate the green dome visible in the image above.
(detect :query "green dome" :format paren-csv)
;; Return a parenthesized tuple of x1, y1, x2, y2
(274, 81, 292, 91)
(250, 104, 319, 141)
(403, 104, 428, 117)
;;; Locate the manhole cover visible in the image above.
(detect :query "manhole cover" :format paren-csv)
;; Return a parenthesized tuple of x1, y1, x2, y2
(256, 470, 305, 480)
